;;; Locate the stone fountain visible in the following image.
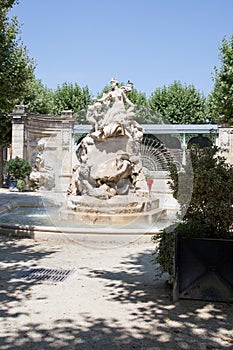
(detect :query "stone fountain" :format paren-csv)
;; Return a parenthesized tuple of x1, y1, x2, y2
(61, 78, 166, 227)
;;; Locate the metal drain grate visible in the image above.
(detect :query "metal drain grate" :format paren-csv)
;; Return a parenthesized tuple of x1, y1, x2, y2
(14, 268, 75, 282)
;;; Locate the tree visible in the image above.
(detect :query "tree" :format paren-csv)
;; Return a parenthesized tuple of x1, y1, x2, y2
(123, 86, 148, 107)
(126, 86, 159, 124)
(208, 35, 233, 125)
(52, 82, 92, 123)
(0, 0, 35, 185)
(19, 78, 54, 114)
(0, 0, 35, 141)
(148, 81, 209, 124)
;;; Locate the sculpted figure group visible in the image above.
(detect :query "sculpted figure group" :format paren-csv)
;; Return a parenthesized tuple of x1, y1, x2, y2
(29, 139, 55, 190)
(67, 78, 145, 202)
(86, 78, 143, 141)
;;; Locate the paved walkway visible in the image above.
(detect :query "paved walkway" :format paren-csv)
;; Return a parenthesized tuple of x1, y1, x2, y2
(0, 189, 233, 349)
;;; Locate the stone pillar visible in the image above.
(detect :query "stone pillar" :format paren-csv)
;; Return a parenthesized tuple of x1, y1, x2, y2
(11, 105, 27, 159)
(56, 110, 75, 191)
(217, 127, 233, 164)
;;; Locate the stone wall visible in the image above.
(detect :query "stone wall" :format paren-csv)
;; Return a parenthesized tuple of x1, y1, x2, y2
(9, 106, 233, 192)
(10, 106, 75, 191)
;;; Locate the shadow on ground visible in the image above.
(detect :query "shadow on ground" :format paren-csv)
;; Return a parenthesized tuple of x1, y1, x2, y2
(0, 237, 232, 350)
(0, 237, 59, 318)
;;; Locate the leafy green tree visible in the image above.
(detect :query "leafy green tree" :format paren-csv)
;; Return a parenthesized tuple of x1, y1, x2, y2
(124, 86, 148, 107)
(0, 0, 35, 141)
(208, 35, 233, 125)
(19, 78, 54, 114)
(52, 82, 92, 123)
(126, 87, 158, 124)
(0, 0, 35, 185)
(148, 81, 209, 124)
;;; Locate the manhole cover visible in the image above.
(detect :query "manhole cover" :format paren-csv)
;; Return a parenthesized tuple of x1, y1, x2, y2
(13, 268, 75, 282)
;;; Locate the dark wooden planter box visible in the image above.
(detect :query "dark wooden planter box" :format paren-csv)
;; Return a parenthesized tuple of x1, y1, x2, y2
(173, 233, 233, 302)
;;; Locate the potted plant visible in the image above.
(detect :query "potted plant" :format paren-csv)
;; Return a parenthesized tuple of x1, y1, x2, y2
(6, 156, 32, 191)
(153, 146, 233, 302)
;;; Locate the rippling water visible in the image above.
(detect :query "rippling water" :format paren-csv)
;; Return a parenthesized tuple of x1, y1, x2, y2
(0, 206, 173, 231)
(0, 207, 55, 226)
(0, 207, 95, 228)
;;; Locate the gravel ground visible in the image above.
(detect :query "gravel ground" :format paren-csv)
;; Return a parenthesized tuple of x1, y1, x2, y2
(0, 235, 232, 350)
(0, 189, 232, 349)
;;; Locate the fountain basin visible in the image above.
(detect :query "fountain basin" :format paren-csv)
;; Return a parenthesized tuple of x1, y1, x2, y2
(0, 186, 179, 248)
(0, 194, 171, 245)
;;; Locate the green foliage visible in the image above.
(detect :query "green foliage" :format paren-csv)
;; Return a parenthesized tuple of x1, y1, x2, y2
(0, 113, 12, 146)
(18, 78, 54, 114)
(126, 86, 148, 107)
(18, 79, 92, 119)
(52, 82, 92, 123)
(152, 226, 176, 282)
(97, 84, 111, 98)
(176, 146, 233, 237)
(6, 156, 32, 180)
(134, 106, 164, 124)
(208, 35, 233, 125)
(0, 0, 35, 145)
(148, 81, 209, 124)
(17, 178, 26, 191)
(127, 87, 164, 124)
(153, 146, 233, 280)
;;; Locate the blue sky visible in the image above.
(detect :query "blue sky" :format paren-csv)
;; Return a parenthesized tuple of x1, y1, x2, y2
(10, 0, 233, 97)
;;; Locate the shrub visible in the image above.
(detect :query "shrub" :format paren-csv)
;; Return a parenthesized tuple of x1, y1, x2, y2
(6, 156, 32, 180)
(173, 146, 233, 238)
(17, 179, 26, 191)
(153, 145, 233, 281)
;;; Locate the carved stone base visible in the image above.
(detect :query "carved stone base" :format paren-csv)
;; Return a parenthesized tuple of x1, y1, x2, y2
(61, 193, 166, 226)
(60, 207, 166, 226)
